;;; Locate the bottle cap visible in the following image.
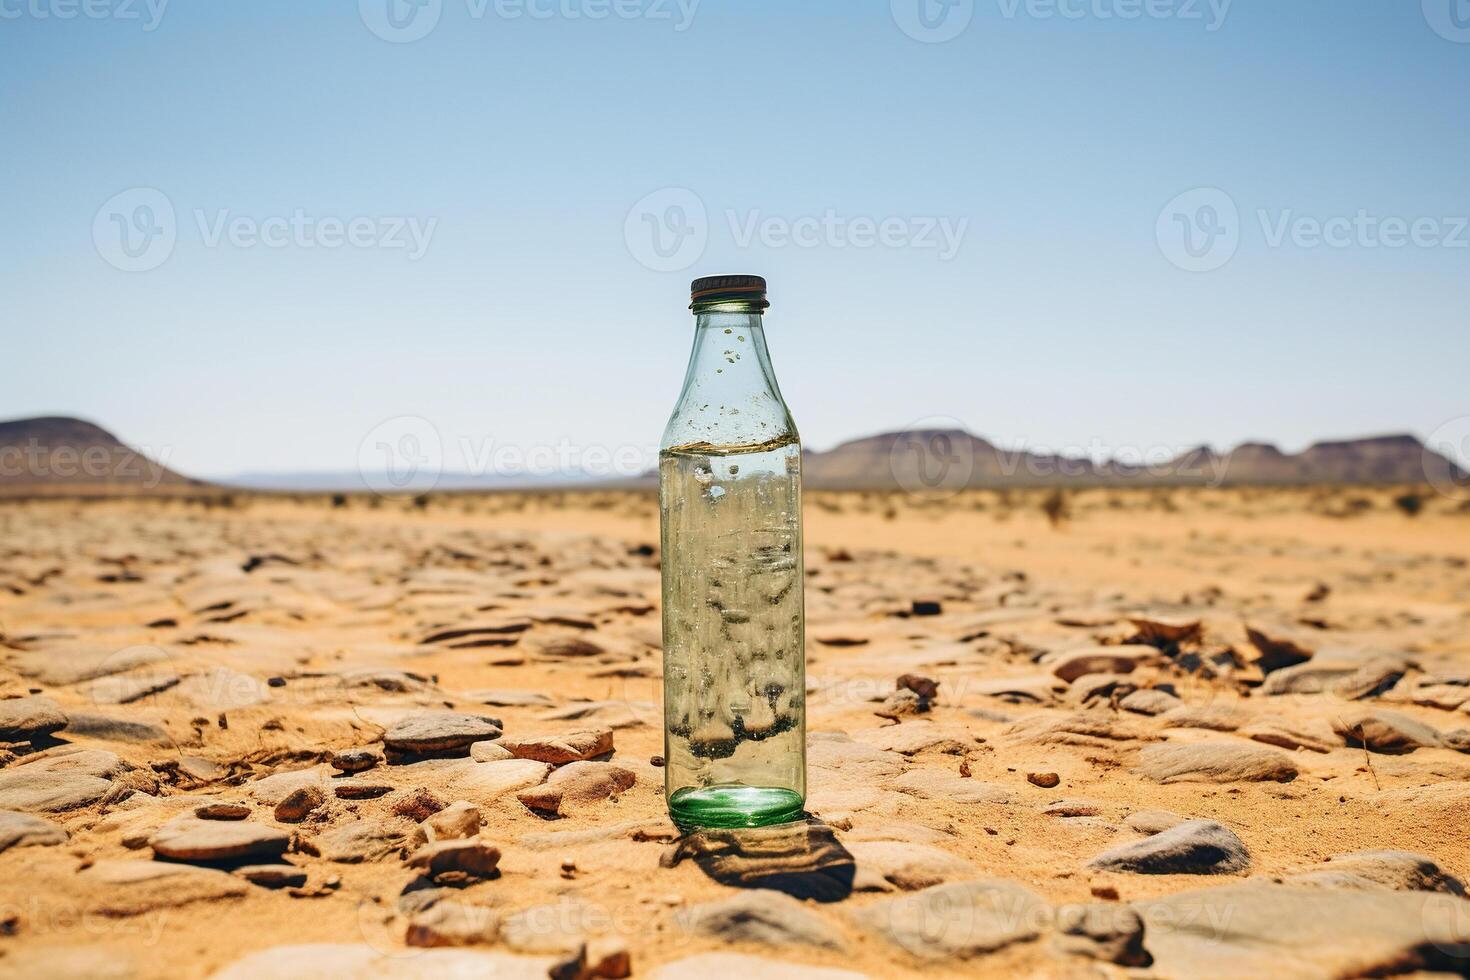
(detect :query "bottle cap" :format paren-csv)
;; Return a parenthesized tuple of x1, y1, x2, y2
(690, 275, 769, 311)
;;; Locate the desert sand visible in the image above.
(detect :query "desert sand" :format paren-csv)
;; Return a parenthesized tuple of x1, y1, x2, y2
(0, 487, 1467, 978)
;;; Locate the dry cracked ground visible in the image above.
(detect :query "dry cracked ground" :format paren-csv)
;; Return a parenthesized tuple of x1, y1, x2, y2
(0, 488, 1468, 979)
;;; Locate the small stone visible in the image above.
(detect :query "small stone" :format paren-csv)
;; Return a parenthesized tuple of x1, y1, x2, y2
(1125, 809, 1187, 835)
(687, 890, 846, 949)
(1136, 742, 1298, 784)
(517, 762, 635, 816)
(0, 696, 69, 743)
(1054, 903, 1152, 967)
(875, 689, 926, 720)
(274, 786, 325, 823)
(1444, 729, 1470, 753)
(83, 859, 248, 915)
(195, 802, 251, 821)
(1241, 719, 1337, 753)
(1027, 772, 1060, 789)
(267, 677, 287, 688)
(384, 712, 502, 756)
(1159, 703, 1249, 732)
(1050, 647, 1158, 682)
(498, 729, 613, 765)
(235, 864, 308, 889)
(0, 809, 68, 852)
(334, 780, 393, 800)
(897, 674, 940, 700)
(1336, 657, 1410, 700)
(1119, 689, 1182, 716)
(911, 599, 943, 617)
(0, 769, 113, 813)
(470, 741, 515, 762)
(1086, 819, 1249, 874)
(406, 837, 502, 879)
(301, 817, 411, 863)
(585, 937, 632, 978)
(330, 748, 382, 774)
(1290, 850, 1467, 895)
(414, 801, 482, 845)
(1043, 799, 1101, 817)
(405, 900, 501, 947)
(149, 818, 290, 863)
(391, 788, 446, 822)
(1333, 709, 1440, 753)
(650, 755, 665, 767)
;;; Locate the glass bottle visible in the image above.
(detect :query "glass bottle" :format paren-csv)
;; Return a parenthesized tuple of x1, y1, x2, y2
(660, 275, 806, 829)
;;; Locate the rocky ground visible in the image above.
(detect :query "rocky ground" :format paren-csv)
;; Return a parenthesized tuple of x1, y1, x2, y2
(0, 488, 1467, 979)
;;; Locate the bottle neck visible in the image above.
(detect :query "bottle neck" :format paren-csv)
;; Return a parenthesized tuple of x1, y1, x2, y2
(662, 311, 797, 451)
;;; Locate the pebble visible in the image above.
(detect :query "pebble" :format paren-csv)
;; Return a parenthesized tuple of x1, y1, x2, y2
(235, 864, 309, 889)
(415, 801, 481, 845)
(498, 728, 614, 765)
(149, 818, 290, 863)
(330, 748, 382, 774)
(1119, 689, 1182, 716)
(195, 802, 252, 821)
(334, 780, 393, 800)
(274, 785, 325, 823)
(1050, 646, 1158, 682)
(405, 837, 502, 879)
(1054, 903, 1152, 966)
(517, 762, 635, 816)
(1332, 709, 1441, 753)
(1135, 742, 1299, 784)
(686, 890, 846, 949)
(300, 818, 411, 863)
(383, 712, 503, 756)
(0, 696, 69, 743)
(1026, 772, 1060, 788)
(1087, 819, 1250, 874)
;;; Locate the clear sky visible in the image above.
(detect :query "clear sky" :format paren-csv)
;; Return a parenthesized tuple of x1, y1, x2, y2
(3, 0, 1467, 479)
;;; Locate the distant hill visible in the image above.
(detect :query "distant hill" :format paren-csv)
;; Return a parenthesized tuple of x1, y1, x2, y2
(0, 417, 203, 496)
(803, 429, 1464, 491)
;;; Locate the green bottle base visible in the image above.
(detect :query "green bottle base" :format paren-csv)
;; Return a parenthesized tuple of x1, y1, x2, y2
(668, 785, 805, 830)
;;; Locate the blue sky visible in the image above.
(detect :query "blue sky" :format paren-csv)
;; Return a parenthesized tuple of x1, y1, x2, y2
(3, 0, 1467, 477)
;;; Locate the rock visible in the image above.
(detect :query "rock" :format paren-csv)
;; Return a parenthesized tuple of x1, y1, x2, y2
(888, 768, 1010, 804)
(0, 809, 68, 852)
(1136, 742, 1298, 784)
(498, 728, 613, 765)
(848, 840, 975, 891)
(1004, 711, 1156, 748)
(1333, 709, 1440, 753)
(405, 900, 500, 947)
(1287, 850, 1466, 895)
(1261, 661, 1356, 695)
(414, 801, 481, 845)
(529, 635, 604, 659)
(330, 748, 382, 773)
(686, 890, 847, 948)
(1138, 881, 1470, 977)
(195, 802, 251, 820)
(649, 953, 867, 980)
(149, 818, 289, 862)
(57, 713, 170, 744)
(851, 879, 1048, 961)
(1119, 689, 1182, 716)
(1127, 616, 1202, 646)
(470, 740, 516, 762)
(1050, 646, 1158, 682)
(334, 780, 393, 800)
(301, 818, 411, 863)
(405, 837, 501, 879)
(1027, 772, 1060, 788)
(0, 696, 68, 742)
(911, 599, 942, 616)
(808, 734, 904, 785)
(0, 768, 113, 812)
(1241, 718, 1337, 753)
(897, 674, 939, 700)
(662, 819, 856, 902)
(211, 944, 555, 979)
(244, 767, 330, 805)
(234, 864, 308, 888)
(389, 787, 445, 821)
(1087, 819, 1249, 874)
(517, 761, 635, 815)
(1159, 703, 1249, 731)
(1054, 903, 1152, 966)
(1068, 673, 1137, 705)
(582, 937, 632, 979)
(273, 785, 325, 822)
(1337, 656, 1410, 700)
(1445, 729, 1470, 753)
(855, 721, 972, 756)
(448, 758, 553, 797)
(1043, 799, 1101, 817)
(383, 712, 502, 756)
(1125, 809, 1187, 834)
(874, 689, 925, 720)
(81, 859, 248, 915)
